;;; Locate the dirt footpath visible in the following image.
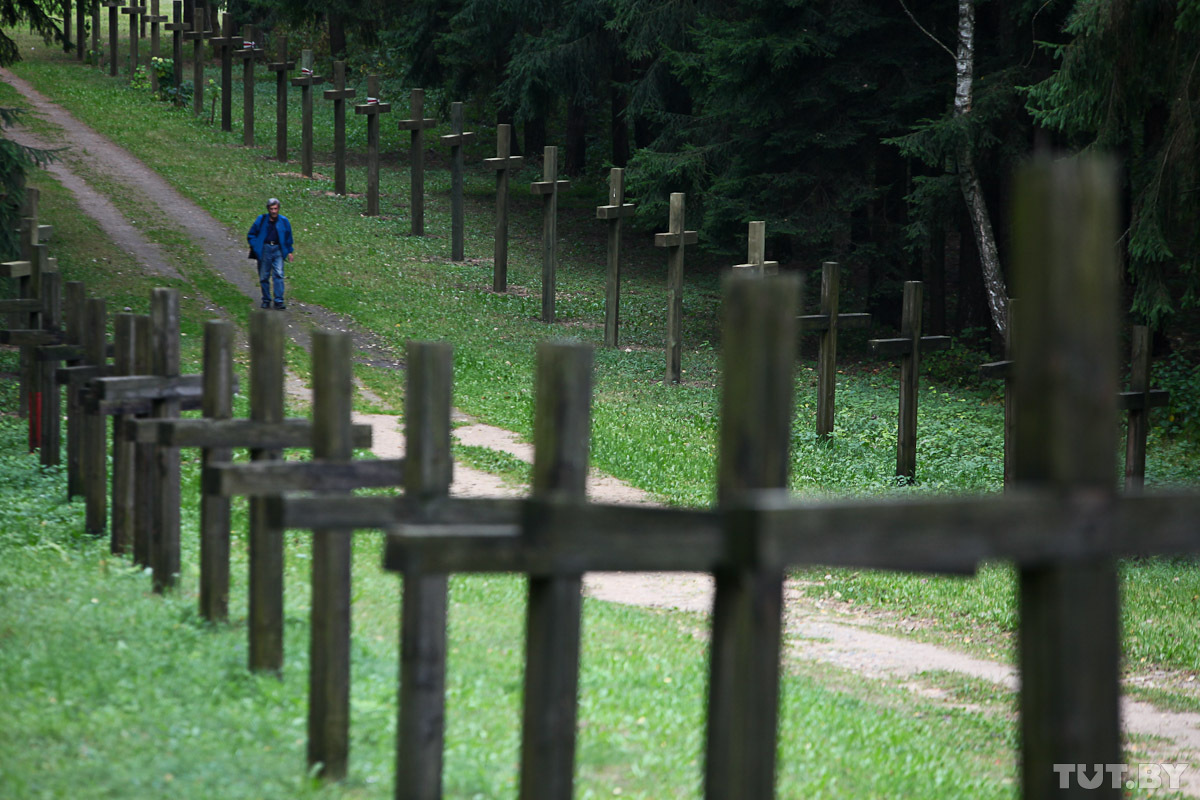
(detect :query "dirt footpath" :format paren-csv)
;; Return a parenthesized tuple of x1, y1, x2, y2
(4, 66, 1197, 794)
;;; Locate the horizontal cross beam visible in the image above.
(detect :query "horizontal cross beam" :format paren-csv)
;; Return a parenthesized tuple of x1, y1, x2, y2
(1116, 388, 1169, 411)
(869, 335, 952, 358)
(205, 458, 406, 496)
(276, 494, 518, 531)
(125, 418, 374, 449)
(798, 312, 871, 333)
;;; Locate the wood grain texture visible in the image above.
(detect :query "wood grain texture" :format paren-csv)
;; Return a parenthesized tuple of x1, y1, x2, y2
(199, 320, 233, 622)
(150, 288, 181, 592)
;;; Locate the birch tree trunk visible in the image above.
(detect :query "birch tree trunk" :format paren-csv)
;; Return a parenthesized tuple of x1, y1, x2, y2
(954, 0, 1010, 343)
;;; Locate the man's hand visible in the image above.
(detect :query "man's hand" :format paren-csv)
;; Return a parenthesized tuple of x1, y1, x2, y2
(287, 253, 294, 262)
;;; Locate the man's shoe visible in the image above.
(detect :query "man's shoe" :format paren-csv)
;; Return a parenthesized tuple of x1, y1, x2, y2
(261, 300, 271, 309)
(274, 302, 286, 310)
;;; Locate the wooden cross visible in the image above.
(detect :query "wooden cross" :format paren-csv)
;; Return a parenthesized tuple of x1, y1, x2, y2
(484, 123, 523, 293)
(0, 267, 62, 460)
(120, 0, 144, 82)
(396, 89, 438, 236)
(979, 298, 1019, 487)
(207, 13, 239, 132)
(162, 0, 189, 90)
(440, 102, 475, 261)
(102, 0, 124, 77)
(90, 0, 101, 71)
(1, 201, 51, 420)
(868, 280, 951, 481)
(266, 34, 294, 160)
(530, 146, 570, 324)
(595, 167, 635, 347)
(654, 192, 697, 383)
(323, 61, 357, 195)
(144, 0, 166, 94)
(233, 25, 264, 146)
(203, 333, 400, 777)
(1119, 326, 1169, 491)
(290, 50, 324, 178)
(798, 262, 871, 438)
(731, 221, 778, 278)
(181, 1, 210, 117)
(354, 75, 392, 217)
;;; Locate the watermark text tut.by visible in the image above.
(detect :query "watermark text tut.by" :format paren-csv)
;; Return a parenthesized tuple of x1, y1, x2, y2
(1053, 763, 1189, 790)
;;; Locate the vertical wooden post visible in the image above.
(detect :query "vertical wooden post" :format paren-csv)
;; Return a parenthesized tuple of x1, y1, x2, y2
(1013, 157, 1121, 800)
(121, 1, 143, 81)
(76, 0, 86, 60)
(309, 329, 354, 779)
(208, 13, 237, 132)
(131, 313, 154, 567)
(23, 242, 47, 452)
(150, 288, 181, 592)
(530, 147, 570, 324)
(896, 281, 922, 481)
(64, 0, 72, 52)
(110, 313, 137, 554)
(355, 76, 392, 217)
(1124, 325, 1151, 492)
(323, 61, 356, 196)
(38, 271, 62, 469)
(105, 0, 122, 77)
(518, 341, 592, 800)
(595, 168, 635, 348)
(396, 89, 438, 236)
(91, 0, 101, 70)
(291, 50, 322, 177)
(441, 102, 475, 261)
(145, 0, 164, 94)
(249, 309, 285, 672)
(816, 263, 839, 438)
(200, 319, 234, 621)
(236, 26, 264, 146)
(267, 35, 293, 160)
(83, 297, 107, 537)
(731, 221, 778, 279)
(165, 1, 185, 90)
(1002, 300, 1019, 488)
(705, 274, 798, 800)
(485, 124, 522, 293)
(184, 2, 207, 116)
(396, 340, 454, 800)
(64, 281, 85, 498)
(654, 193, 697, 384)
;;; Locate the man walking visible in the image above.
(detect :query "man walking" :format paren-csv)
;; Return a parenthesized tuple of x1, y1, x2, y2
(247, 198, 295, 309)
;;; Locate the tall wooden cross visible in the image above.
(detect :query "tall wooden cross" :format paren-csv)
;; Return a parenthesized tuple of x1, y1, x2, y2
(90, 0, 101, 70)
(731, 221, 778, 278)
(163, 1, 188, 90)
(207, 13, 238, 132)
(354, 76, 392, 217)
(530, 146, 570, 324)
(266, 34, 294, 160)
(81, 297, 109, 536)
(120, 0, 144, 82)
(595, 167, 635, 347)
(290, 50, 324, 177)
(797, 262, 871, 438)
(323, 61, 356, 195)
(102, 0, 125, 77)
(182, 1, 210, 117)
(144, 0, 166, 94)
(234, 26, 264, 146)
(868, 280, 951, 481)
(654, 192, 697, 384)
(1119, 325, 1169, 492)
(440, 101, 475, 261)
(396, 89, 438, 236)
(484, 123, 522, 293)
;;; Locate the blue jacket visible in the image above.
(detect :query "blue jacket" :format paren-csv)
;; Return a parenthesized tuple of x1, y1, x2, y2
(247, 214, 294, 261)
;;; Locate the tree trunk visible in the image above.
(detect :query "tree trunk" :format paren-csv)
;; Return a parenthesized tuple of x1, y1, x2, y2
(954, 0, 1009, 343)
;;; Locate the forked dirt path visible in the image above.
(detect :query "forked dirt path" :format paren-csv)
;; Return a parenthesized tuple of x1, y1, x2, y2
(5, 67, 1198, 793)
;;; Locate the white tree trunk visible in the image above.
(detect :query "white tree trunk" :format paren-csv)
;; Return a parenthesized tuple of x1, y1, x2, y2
(954, 0, 1010, 343)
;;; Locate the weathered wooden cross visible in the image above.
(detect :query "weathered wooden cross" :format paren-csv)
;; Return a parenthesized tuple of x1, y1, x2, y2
(530, 146, 570, 324)
(144, 0, 166, 94)
(396, 89, 438, 236)
(868, 280, 951, 481)
(234, 26, 264, 146)
(731, 220, 778, 278)
(354, 75, 392, 217)
(266, 34, 293, 159)
(323, 61, 356, 196)
(120, 0, 144, 82)
(0, 257, 62, 460)
(797, 261, 871, 438)
(102, 0, 124, 77)
(1119, 325, 1169, 492)
(484, 123, 522, 292)
(440, 101, 475, 261)
(291, 50, 323, 177)
(207, 13, 238, 133)
(654, 192, 697, 384)
(182, 1, 210, 117)
(979, 299, 1019, 487)
(163, 0, 188, 91)
(595, 167, 635, 347)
